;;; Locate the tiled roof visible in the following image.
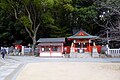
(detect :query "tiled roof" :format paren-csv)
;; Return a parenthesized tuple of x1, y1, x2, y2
(68, 36, 98, 39)
(38, 43, 63, 46)
(68, 30, 99, 39)
(37, 38, 65, 43)
(74, 30, 91, 36)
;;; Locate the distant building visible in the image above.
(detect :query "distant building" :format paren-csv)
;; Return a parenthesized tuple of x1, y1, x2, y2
(37, 38, 65, 57)
(67, 30, 100, 53)
(37, 30, 101, 57)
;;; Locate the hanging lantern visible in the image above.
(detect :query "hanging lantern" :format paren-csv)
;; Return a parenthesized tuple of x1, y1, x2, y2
(73, 40, 76, 43)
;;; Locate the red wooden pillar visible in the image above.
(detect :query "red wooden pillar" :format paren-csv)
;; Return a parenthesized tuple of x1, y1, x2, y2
(61, 44, 63, 54)
(73, 43, 76, 53)
(88, 43, 90, 52)
(88, 40, 91, 53)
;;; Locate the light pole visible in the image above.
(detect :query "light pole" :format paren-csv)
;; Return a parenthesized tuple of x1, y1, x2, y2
(99, 11, 110, 45)
(106, 29, 109, 44)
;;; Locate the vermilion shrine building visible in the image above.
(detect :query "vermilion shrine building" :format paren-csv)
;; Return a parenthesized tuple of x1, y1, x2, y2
(37, 30, 101, 57)
(67, 30, 99, 53)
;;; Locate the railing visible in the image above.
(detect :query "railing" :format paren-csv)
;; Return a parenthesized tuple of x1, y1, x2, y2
(24, 47, 32, 53)
(108, 49, 120, 55)
(0, 46, 38, 55)
(107, 48, 120, 57)
(23, 47, 39, 55)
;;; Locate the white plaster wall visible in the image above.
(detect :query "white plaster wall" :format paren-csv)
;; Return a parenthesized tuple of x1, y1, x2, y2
(51, 52, 62, 56)
(40, 52, 50, 56)
(40, 52, 62, 57)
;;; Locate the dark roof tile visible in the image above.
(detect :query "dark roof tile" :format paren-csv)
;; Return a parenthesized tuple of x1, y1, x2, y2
(37, 38, 65, 43)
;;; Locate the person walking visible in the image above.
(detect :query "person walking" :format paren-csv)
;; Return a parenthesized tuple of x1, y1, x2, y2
(1, 48, 7, 59)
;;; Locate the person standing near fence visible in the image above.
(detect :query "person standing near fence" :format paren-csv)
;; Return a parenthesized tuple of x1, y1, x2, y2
(16, 45, 22, 56)
(1, 48, 7, 59)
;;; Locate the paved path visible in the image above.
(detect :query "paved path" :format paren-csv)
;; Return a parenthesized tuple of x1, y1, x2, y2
(0, 55, 120, 80)
(8, 56, 120, 63)
(0, 56, 23, 80)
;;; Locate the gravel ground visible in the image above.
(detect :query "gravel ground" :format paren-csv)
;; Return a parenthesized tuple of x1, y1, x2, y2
(16, 62, 120, 80)
(0, 55, 120, 80)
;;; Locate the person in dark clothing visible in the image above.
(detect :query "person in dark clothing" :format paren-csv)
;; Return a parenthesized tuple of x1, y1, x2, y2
(1, 48, 7, 59)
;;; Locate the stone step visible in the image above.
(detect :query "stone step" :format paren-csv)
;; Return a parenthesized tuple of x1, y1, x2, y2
(70, 53, 92, 58)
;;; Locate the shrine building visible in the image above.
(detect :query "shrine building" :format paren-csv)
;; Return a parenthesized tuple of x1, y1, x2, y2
(67, 30, 99, 53)
(37, 38, 65, 57)
(37, 30, 100, 57)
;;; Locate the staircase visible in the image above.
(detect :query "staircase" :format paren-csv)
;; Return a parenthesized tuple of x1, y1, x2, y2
(70, 52, 92, 58)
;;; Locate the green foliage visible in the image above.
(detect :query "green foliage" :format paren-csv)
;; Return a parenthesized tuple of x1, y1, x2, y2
(78, 6, 97, 21)
(41, 12, 54, 24)
(20, 16, 31, 28)
(0, 0, 10, 10)
(23, 0, 31, 5)
(45, 0, 54, 8)
(0, 0, 105, 46)
(63, 4, 74, 12)
(49, 26, 71, 37)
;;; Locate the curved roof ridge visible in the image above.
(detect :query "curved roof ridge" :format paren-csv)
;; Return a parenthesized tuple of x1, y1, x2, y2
(74, 30, 91, 36)
(68, 30, 99, 39)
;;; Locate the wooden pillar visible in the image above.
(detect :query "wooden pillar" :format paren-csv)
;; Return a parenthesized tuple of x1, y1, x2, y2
(39, 46, 41, 56)
(21, 46, 24, 55)
(74, 43, 76, 53)
(73, 40, 76, 53)
(70, 42, 74, 53)
(88, 40, 91, 53)
(50, 46, 52, 56)
(61, 43, 63, 54)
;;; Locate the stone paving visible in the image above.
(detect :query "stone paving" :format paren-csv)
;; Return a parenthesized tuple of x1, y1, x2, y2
(7, 56, 120, 63)
(0, 56, 23, 80)
(0, 55, 120, 80)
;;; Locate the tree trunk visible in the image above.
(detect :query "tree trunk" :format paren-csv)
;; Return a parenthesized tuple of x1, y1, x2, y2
(31, 36, 37, 56)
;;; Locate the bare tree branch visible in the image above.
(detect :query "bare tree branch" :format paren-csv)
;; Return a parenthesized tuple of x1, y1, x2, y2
(95, 0, 120, 41)
(25, 26, 33, 39)
(31, 3, 37, 32)
(7, 0, 18, 19)
(23, 3, 34, 34)
(35, 23, 40, 36)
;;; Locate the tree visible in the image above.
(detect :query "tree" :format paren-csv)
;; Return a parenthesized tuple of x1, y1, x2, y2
(0, 0, 56, 55)
(95, 0, 120, 41)
(0, 0, 99, 45)
(0, 2, 29, 46)
(20, 0, 56, 55)
(49, 0, 74, 37)
(71, 0, 98, 34)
